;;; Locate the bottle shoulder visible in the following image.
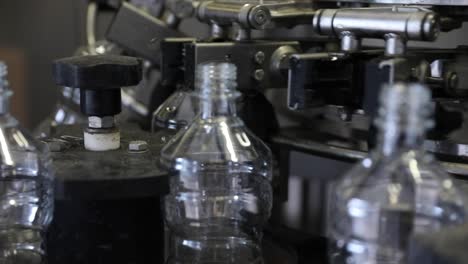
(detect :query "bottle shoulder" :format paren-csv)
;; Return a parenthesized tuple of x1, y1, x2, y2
(152, 90, 197, 130)
(160, 116, 272, 174)
(334, 150, 466, 211)
(0, 115, 53, 178)
(339, 150, 450, 183)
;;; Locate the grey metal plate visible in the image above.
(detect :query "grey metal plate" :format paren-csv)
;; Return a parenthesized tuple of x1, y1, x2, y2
(107, 2, 183, 65)
(184, 41, 301, 91)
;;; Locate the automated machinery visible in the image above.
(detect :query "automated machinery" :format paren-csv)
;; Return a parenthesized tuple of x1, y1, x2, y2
(42, 0, 468, 263)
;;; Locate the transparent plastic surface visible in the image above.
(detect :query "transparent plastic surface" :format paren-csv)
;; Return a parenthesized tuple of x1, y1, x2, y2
(0, 63, 54, 263)
(161, 62, 273, 264)
(328, 83, 467, 264)
(151, 88, 198, 146)
(34, 86, 85, 138)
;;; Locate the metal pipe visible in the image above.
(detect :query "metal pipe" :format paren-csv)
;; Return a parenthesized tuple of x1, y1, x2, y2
(197, 1, 271, 29)
(266, 3, 315, 26)
(313, 7, 440, 41)
(86, 2, 98, 47)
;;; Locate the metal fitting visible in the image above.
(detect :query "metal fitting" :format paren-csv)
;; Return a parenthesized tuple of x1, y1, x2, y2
(313, 7, 440, 42)
(254, 51, 266, 64)
(385, 33, 407, 56)
(254, 69, 265, 81)
(340, 32, 361, 53)
(249, 6, 270, 28)
(88, 116, 115, 129)
(129, 140, 149, 152)
(197, 1, 271, 29)
(270, 45, 299, 78)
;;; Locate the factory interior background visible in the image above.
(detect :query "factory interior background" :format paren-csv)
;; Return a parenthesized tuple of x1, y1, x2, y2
(1, 0, 468, 130)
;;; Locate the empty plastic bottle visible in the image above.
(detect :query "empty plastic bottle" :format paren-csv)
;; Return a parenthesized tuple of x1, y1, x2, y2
(0, 62, 54, 263)
(161, 62, 273, 264)
(151, 88, 198, 146)
(328, 82, 467, 264)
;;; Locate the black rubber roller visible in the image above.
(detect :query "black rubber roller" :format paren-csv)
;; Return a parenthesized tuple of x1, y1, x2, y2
(52, 55, 142, 117)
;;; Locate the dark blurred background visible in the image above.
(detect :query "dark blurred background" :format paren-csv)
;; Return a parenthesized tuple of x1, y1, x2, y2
(0, 1, 468, 130)
(0, 1, 102, 129)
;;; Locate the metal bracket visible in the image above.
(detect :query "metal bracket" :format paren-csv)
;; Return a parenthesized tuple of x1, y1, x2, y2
(196, 1, 315, 30)
(288, 52, 348, 110)
(287, 51, 384, 110)
(161, 38, 197, 85)
(182, 41, 301, 91)
(107, 2, 184, 65)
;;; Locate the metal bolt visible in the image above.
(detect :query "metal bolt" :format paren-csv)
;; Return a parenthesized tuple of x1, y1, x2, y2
(88, 116, 115, 129)
(254, 51, 265, 64)
(253, 9, 268, 25)
(254, 69, 265, 81)
(129, 140, 149, 152)
(340, 32, 360, 53)
(385, 33, 406, 56)
(165, 106, 177, 113)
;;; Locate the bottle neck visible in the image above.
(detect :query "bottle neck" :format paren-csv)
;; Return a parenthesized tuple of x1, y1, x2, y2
(199, 96, 237, 119)
(195, 62, 239, 120)
(375, 124, 425, 156)
(0, 87, 11, 116)
(373, 82, 433, 157)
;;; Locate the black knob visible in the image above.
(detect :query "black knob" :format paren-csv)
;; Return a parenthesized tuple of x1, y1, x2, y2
(53, 55, 142, 117)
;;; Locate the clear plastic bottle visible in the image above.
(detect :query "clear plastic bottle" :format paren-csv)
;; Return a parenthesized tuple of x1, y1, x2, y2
(34, 85, 84, 138)
(0, 62, 54, 263)
(151, 88, 198, 146)
(328, 82, 467, 264)
(161, 62, 273, 264)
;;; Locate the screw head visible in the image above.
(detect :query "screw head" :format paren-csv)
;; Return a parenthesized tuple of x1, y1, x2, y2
(129, 140, 149, 152)
(254, 51, 265, 64)
(254, 69, 265, 81)
(89, 116, 114, 129)
(253, 9, 268, 25)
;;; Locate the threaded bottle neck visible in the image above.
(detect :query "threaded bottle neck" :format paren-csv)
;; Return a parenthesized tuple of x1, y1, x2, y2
(375, 83, 433, 156)
(195, 62, 239, 119)
(0, 62, 12, 115)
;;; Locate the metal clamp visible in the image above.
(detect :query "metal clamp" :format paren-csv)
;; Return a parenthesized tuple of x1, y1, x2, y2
(313, 7, 440, 55)
(197, 1, 271, 29)
(196, 0, 316, 30)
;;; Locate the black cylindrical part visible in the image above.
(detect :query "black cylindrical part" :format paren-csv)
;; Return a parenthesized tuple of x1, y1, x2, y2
(47, 198, 165, 264)
(80, 89, 122, 116)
